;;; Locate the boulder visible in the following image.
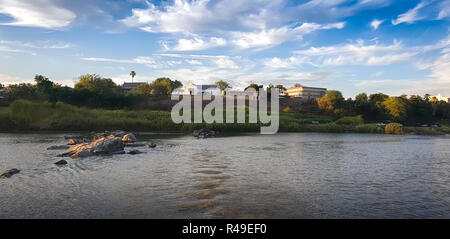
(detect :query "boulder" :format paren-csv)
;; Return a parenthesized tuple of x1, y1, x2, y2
(63, 135, 125, 158)
(148, 143, 157, 148)
(54, 160, 68, 165)
(122, 133, 137, 143)
(70, 150, 93, 159)
(68, 139, 78, 145)
(1, 168, 20, 179)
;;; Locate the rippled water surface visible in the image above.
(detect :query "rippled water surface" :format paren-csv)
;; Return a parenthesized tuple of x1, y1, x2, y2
(1, 132, 449, 218)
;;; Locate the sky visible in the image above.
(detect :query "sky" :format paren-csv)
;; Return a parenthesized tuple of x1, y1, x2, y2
(0, 0, 449, 98)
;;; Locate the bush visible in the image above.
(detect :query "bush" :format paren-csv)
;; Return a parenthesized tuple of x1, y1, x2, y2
(335, 115, 364, 125)
(281, 107, 293, 113)
(356, 124, 384, 133)
(385, 123, 404, 135)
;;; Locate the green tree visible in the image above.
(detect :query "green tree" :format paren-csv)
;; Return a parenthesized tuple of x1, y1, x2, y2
(383, 97, 410, 122)
(75, 74, 120, 96)
(129, 83, 153, 96)
(151, 77, 182, 95)
(215, 80, 232, 92)
(130, 71, 136, 82)
(245, 83, 263, 91)
(316, 90, 344, 113)
(369, 93, 389, 102)
(355, 93, 368, 102)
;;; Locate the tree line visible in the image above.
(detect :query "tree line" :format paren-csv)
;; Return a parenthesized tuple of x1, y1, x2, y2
(317, 90, 450, 124)
(2, 74, 183, 109)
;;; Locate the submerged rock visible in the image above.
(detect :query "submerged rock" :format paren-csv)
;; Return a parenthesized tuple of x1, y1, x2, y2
(124, 143, 145, 147)
(54, 160, 68, 165)
(47, 145, 70, 150)
(127, 150, 143, 155)
(193, 128, 216, 139)
(1, 168, 20, 179)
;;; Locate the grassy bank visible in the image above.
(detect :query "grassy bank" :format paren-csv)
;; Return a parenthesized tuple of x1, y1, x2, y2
(1, 100, 449, 135)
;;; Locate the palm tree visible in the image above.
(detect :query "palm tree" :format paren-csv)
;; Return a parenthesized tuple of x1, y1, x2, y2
(215, 80, 232, 95)
(130, 71, 136, 83)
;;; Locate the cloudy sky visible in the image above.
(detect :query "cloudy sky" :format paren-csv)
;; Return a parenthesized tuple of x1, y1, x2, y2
(0, 0, 449, 97)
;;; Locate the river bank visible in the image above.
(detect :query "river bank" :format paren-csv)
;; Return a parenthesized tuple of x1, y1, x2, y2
(1, 100, 449, 135)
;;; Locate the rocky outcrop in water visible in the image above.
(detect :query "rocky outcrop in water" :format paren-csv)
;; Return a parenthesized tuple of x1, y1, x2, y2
(1, 168, 20, 179)
(58, 131, 147, 159)
(63, 135, 124, 158)
(148, 142, 157, 148)
(193, 128, 216, 139)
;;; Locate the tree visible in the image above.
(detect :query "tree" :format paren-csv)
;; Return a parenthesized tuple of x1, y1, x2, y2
(294, 83, 302, 87)
(151, 77, 182, 95)
(355, 93, 368, 102)
(215, 80, 232, 92)
(129, 83, 153, 96)
(75, 74, 120, 95)
(383, 97, 410, 122)
(35, 75, 58, 107)
(275, 84, 286, 91)
(130, 71, 136, 83)
(0, 83, 4, 89)
(369, 93, 389, 102)
(245, 83, 263, 91)
(317, 90, 344, 113)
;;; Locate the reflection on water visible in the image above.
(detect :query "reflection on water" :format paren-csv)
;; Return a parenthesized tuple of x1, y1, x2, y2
(0, 132, 449, 218)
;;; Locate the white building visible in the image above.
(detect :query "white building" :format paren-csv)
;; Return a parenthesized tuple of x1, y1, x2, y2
(174, 82, 221, 95)
(428, 94, 450, 103)
(284, 85, 327, 99)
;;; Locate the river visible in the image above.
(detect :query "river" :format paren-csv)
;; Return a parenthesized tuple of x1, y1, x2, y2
(0, 132, 449, 218)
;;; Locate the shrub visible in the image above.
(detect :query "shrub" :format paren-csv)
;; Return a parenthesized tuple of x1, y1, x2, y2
(355, 124, 384, 133)
(335, 115, 364, 125)
(281, 107, 293, 113)
(385, 123, 404, 135)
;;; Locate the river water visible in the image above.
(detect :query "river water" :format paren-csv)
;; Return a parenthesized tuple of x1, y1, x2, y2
(0, 132, 449, 218)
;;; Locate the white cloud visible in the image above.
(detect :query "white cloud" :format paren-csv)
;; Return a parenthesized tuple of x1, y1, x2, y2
(263, 57, 308, 68)
(294, 40, 417, 66)
(392, 2, 426, 25)
(232, 22, 345, 49)
(185, 59, 203, 65)
(0, 40, 73, 49)
(0, 73, 31, 85)
(437, 0, 450, 20)
(81, 56, 158, 68)
(370, 19, 384, 30)
(167, 37, 227, 51)
(0, 0, 76, 28)
(159, 53, 238, 69)
(120, 0, 350, 50)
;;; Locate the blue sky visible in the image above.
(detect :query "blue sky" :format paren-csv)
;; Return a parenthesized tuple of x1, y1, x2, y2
(0, 0, 449, 98)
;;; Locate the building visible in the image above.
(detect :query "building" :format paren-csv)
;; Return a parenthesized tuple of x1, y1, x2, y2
(174, 82, 221, 95)
(284, 85, 327, 99)
(428, 94, 450, 103)
(122, 82, 146, 93)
